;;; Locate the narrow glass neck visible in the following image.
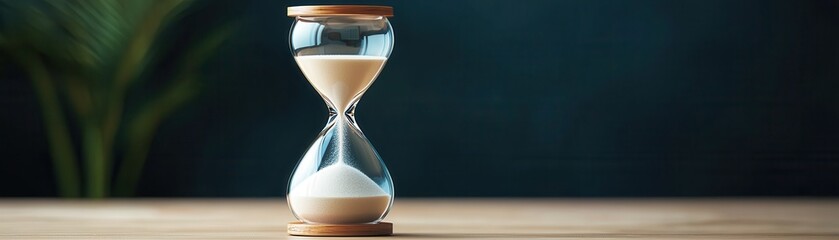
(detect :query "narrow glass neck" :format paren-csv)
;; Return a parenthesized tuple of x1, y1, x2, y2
(326, 98, 360, 125)
(322, 98, 364, 166)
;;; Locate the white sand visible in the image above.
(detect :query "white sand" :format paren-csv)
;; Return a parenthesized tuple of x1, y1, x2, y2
(288, 164, 390, 224)
(294, 55, 387, 112)
(289, 164, 388, 197)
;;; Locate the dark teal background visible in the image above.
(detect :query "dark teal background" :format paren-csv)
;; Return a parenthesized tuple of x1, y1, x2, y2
(2, 0, 838, 197)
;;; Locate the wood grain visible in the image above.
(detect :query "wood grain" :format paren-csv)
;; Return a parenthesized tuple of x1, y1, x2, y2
(0, 198, 837, 239)
(287, 221, 392, 236)
(287, 5, 393, 17)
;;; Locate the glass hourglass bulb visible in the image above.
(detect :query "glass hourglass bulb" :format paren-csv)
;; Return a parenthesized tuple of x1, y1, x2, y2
(286, 6, 394, 224)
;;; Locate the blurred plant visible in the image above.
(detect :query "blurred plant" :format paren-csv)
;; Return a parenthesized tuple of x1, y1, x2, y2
(0, 0, 234, 198)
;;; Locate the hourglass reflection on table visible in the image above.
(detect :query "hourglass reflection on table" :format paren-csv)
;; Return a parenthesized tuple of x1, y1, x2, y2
(285, 5, 395, 236)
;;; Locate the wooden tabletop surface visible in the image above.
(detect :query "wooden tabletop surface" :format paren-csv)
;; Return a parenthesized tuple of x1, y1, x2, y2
(0, 198, 837, 239)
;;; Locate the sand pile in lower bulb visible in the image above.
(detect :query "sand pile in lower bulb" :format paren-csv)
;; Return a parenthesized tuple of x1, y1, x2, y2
(288, 164, 390, 224)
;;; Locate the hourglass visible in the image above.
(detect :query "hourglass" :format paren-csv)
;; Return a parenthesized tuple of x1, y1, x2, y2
(285, 5, 395, 236)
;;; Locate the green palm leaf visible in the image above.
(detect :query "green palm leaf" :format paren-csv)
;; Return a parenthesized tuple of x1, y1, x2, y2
(0, 0, 229, 198)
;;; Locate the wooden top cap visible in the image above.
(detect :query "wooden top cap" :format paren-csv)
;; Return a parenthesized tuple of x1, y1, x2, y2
(288, 5, 393, 17)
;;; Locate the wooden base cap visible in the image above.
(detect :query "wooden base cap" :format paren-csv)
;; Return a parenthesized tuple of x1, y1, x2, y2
(287, 221, 393, 237)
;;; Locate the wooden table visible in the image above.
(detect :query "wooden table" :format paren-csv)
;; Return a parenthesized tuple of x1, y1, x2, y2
(0, 198, 836, 239)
